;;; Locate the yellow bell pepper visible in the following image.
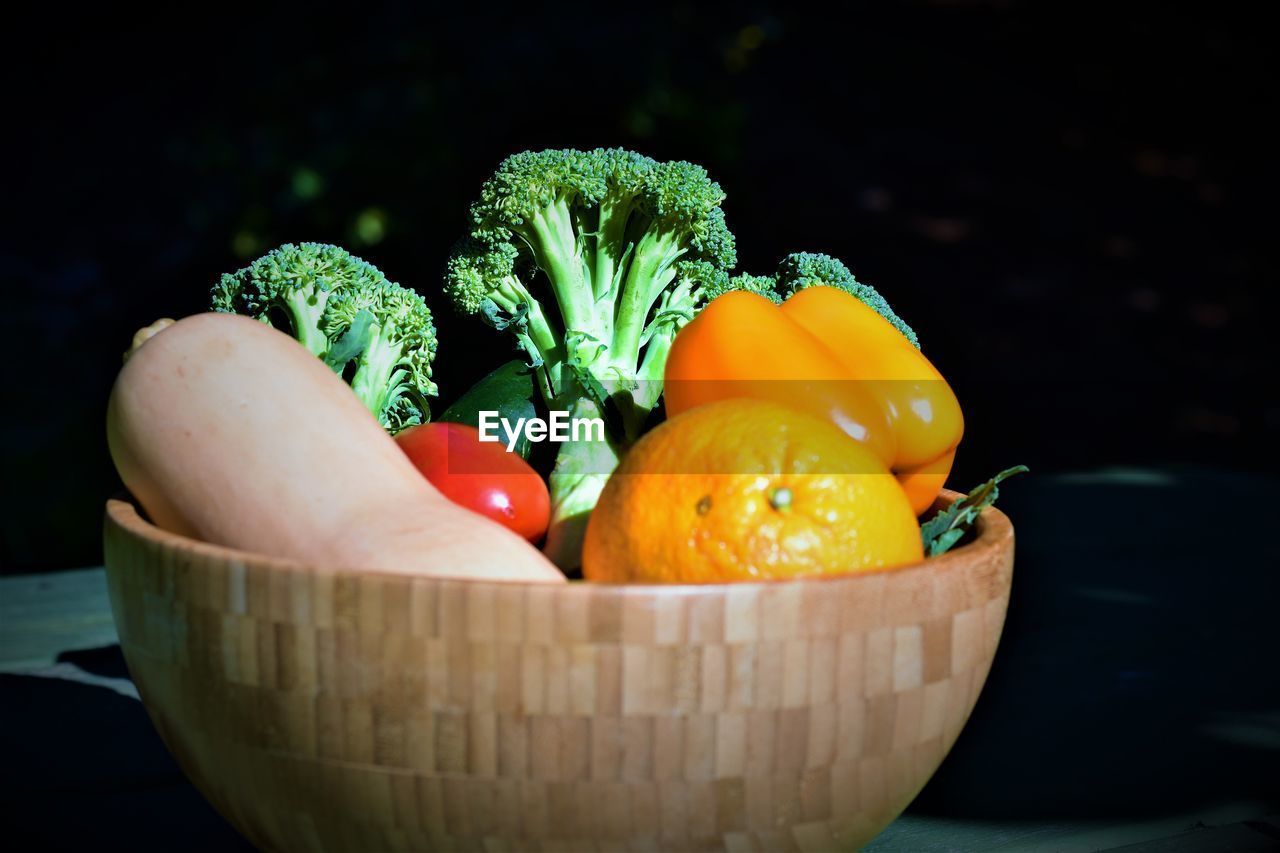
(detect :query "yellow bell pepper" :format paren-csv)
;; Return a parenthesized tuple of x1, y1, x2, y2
(664, 287, 963, 514)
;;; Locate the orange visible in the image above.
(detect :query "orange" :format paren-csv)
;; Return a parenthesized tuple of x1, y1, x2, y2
(583, 399, 924, 583)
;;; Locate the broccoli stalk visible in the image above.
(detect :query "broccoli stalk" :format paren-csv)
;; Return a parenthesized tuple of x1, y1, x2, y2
(212, 242, 438, 432)
(445, 149, 765, 567)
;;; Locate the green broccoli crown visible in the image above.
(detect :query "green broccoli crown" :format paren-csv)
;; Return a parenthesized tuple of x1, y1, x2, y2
(453, 149, 736, 309)
(211, 242, 384, 318)
(776, 252, 919, 348)
(443, 239, 522, 314)
(444, 148, 740, 398)
(678, 258, 729, 293)
(592, 148, 656, 199)
(670, 261, 779, 306)
(639, 162, 737, 269)
(323, 279, 439, 433)
(691, 207, 737, 270)
(718, 272, 782, 305)
(211, 243, 438, 433)
(322, 279, 439, 374)
(470, 148, 654, 245)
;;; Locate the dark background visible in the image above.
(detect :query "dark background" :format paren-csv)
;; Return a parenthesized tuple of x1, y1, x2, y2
(3, 3, 1278, 843)
(5, 2, 1277, 574)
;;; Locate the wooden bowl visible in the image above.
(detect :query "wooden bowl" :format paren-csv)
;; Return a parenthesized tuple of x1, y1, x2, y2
(103, 491, 1013, 852)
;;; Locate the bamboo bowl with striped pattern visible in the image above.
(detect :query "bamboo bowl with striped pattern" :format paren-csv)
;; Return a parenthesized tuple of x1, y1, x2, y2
(103, 491, 1014, 852)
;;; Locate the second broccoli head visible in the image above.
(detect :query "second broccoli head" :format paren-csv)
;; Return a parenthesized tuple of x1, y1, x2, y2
(212, 242, 438, 433)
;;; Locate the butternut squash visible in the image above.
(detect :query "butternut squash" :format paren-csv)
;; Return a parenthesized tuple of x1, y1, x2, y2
(107, 313, 565, 582)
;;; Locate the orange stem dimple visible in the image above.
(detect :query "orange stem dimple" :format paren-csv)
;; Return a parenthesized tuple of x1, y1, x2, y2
(768, 486, 793, 511)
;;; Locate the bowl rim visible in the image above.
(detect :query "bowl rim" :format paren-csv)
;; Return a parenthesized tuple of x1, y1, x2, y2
(105, 490, 1012, 593)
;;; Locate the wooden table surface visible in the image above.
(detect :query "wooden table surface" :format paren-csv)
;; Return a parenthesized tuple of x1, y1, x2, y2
(3, 468, 1278, 851)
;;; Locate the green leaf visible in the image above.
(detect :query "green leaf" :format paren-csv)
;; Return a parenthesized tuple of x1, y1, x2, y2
(480, 298, 529, 333)
(921, 465, 1028, 556)
(919, 502, 964, 552)
(322, 309, 375, 372)
(556, 329, 631, 442)
(562, 331, 607, 403)
(565, 358, 614, 418)
(562, 362, 626, 444)
(640, 306, 695, 346)
(439, 361, 540, 459)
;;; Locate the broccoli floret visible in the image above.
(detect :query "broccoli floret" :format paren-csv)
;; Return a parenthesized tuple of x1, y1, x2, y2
(212, 242, 438, 432)
(444, 238, 564, 397)
(321, 279, 439, 433)
(211, 243, 382, 356)
(776, 252, 919, 348)
(715, 272, 782, 305)
(444, 148, 741, 565)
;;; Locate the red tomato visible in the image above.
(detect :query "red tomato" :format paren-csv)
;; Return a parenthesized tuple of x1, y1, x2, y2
(395, 422, 551, 543)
